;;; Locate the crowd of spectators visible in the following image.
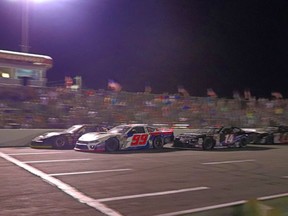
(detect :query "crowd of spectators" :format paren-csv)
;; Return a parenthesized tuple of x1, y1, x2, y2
(0, 84, 287, 129)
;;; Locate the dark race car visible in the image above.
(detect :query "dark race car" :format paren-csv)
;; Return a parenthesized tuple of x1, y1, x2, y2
(30, 124, 108, 149)
(74, 124, 174, 152)
(248, 126, 288, 144)
(173, 126, 249, 150)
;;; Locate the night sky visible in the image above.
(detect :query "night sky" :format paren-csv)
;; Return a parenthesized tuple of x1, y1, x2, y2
(0, 0, 287, 98)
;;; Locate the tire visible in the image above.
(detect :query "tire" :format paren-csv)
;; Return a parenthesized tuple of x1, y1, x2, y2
(105, 138, 119, 152)
(153, 136, 164, 149)
(239, 138, 248, 148)
(202, 137, 214, 150)
(266, 135, 273, 144)
(53, 136, 67, 149)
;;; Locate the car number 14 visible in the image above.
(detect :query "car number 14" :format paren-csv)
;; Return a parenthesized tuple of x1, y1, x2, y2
(225, 134, 234, 143)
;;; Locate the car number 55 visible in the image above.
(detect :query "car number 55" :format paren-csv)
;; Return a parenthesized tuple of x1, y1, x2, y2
(131, 134, 149, 146)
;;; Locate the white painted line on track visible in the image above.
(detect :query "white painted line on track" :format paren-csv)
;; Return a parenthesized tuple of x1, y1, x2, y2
(202, 159, 255, 165)
(8, 152, 65, 156)
(96, 187, 209, 202)
(258, 192, 288, 201)
(154, 192, 288, 216)
(50, 168, 133, 176)
(23, 158, 92, 164)
(0, 151, 123, 216)
(154, 200, 246, 216)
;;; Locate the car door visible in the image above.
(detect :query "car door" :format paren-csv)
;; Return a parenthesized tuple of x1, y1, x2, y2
(126, 126, 150, 148)
(220, 127, 234, 145)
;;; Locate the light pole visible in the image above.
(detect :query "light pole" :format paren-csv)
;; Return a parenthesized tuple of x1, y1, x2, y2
(20, 0, 30, 53)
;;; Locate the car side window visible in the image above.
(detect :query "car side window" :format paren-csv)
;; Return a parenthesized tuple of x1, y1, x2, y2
(147, 127, 156, 133)
(95, 126, 101, 132)
(132, 126, 145, 134)
(78, 127, 86, 134)
(82, 127, 93, 133)
(232, 128, 240, 133)
(84, 126, 101, 133)
(221, 128, 231, 134)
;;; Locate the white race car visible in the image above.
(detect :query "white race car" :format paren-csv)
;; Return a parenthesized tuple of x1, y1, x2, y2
(74, 124, 174, 152)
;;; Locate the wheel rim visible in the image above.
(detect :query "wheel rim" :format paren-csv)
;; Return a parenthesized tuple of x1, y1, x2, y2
(240, 139, 247, 147)
(204, 139, 213, 149)
(154, 138, 163, 149)
(55, 137, 65, 148)
(106, 139, 118, 152)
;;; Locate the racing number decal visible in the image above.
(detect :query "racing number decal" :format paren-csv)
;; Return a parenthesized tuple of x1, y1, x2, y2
(225, 134, 234, 143)
(131, 134, 149, 146)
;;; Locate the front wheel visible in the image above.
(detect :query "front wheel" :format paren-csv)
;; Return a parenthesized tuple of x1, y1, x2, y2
(153, 136, 164, 149)
(53, 136, 67, 149)
(202, 137, 214, 150)
(105, 138, 119, 152)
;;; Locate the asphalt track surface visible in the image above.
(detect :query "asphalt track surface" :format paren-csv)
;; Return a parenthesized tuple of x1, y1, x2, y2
(0, 143, 288, 216)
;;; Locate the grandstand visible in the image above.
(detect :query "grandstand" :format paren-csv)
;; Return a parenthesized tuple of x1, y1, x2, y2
(0, 84, 286, 129)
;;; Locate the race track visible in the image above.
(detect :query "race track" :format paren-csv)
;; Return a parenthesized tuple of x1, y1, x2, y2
(0, 143, 287, 216)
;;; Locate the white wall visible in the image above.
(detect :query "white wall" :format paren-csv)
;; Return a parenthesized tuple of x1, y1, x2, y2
(0, 128, 197, 147)
(0, 129, 62, 147)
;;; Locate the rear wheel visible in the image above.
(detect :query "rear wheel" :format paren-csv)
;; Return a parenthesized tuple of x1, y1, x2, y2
(105, 138, 119, 152)
(53, 136, 67, 149)
(153, 136, 163, 149)
(239, 138, 248, 148)
(202, 137, 214, 150)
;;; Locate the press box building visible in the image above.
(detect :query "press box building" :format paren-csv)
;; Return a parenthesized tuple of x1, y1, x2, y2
(0, 50, 53, 87)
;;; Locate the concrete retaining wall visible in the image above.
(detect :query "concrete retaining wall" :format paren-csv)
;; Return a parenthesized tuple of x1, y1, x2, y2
(0, 129, 62, 147)
(0, 128, 197, 147)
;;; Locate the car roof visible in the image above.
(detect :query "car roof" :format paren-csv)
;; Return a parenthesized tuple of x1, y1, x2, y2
(118, 124, 148, 127)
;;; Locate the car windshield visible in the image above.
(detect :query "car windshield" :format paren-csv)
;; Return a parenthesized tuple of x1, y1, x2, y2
(64, 125, 83, 133)
(109, 125, 131, 134)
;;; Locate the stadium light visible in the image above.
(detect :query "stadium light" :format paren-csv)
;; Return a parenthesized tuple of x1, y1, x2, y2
(9, 0, 51, 53)
(22, 0, 29, 53)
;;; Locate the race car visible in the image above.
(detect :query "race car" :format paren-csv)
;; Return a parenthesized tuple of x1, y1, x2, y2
(248, 126, 288, 144)
(74, 124, 174, 152)
(30, 124, 108, 149)
(173, 126, 249, 150)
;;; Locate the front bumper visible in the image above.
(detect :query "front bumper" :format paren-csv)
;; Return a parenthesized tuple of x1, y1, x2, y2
(74, 142, 105, 152)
